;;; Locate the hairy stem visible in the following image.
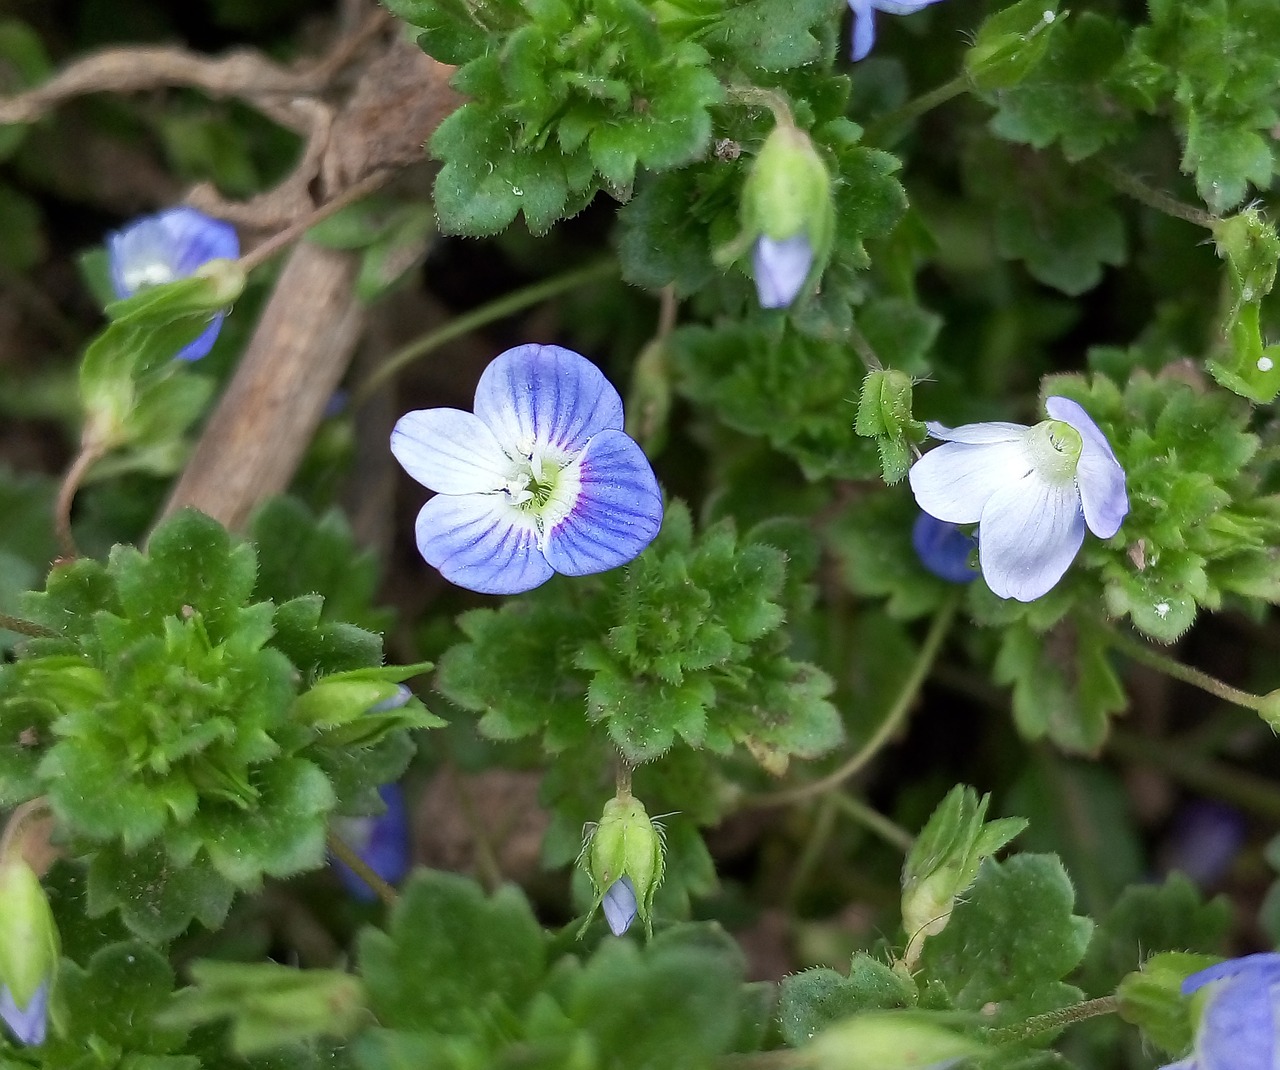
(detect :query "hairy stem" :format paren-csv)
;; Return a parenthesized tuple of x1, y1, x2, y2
(326, 829, 398, 909)
(1108, 629, 1268, 713)
(1095, 161, 1219, 230)
(985, 995, 1120, 1045)
(750, 594, 959, 807)
(865, 73, 969, 145)
(831, 792, 915, 853)
(0, 614, 58, 639)
(54, 440, 109, 559)
(355, 257, 619, 401)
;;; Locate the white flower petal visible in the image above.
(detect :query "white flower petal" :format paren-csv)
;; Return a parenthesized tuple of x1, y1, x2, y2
(391, 409, 513, 494)
(474, 344, 624, 459)
(926, 420, 1030, 444)
(543, 430, 663, 577)
(414, 494, 554, 595)
(978, 475, 1086, 601)
(1045, 396, 1129, 538)
(909, 438, 1035, 524)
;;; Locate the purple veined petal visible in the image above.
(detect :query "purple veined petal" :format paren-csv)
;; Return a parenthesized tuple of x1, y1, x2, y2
(752, 234, 813, 309)
(176, 311, 226, 362)
(848, 0, 877, 60)
(908, 438, 1034, 525)
(543, 429, 663, 577)
(108, 206, 239, 298)
(977, 473, 1086, 601)
(1, 980, 48, 1046)
(391, 408, 515, 495)
(332, 784, 411, 902)
(1192, 970, 1276, 1070)
(1183, 953, 1280, 996)
(912, 513, 978, 584)
(1045, 396, 1129, 539)
(925, 420, 1030, 444)
(414, 492, 554, 595)
(602, 876, 638, 936)
(473, 344, 624, 459)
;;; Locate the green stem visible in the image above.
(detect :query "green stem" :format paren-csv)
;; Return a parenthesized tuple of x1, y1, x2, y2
(749, 593, 959, 808)
(785, 792, 839, 907)
(0, 798, 53, 862)
(1107, 729, 1280, 823)
(326, 829, 398, 909)
(848, 321, 884, 373)
(1107, 629, 1267, 713)
(831, 792, 915, 853)
(1094, 161, 1219, 230)
(354, 257, 618, 401)
(985, 995, 1119, 1045)
(724, 84, 794, 125)
(0, 614, 58, 639)
(864, 73, 969, 146)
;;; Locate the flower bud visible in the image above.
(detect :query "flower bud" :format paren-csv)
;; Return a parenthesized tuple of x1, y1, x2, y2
(579, 793, 665, 937)
(802, 1012, 987, 1070)
(738, 124, 833, 309)
(0, 858, 58, 1046)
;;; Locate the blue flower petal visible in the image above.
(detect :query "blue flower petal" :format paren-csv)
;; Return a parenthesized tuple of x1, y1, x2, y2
(543, 430, 663, 577)
(753, 234, 813, 308)
(108, 206, 239, 298)
(392, 408, 514, 494)
(912, 513, 978, 583)
(909, 438, 1034, 524)
(1194, 970, 1276, 1070)
(978, 473, 1085, 601)
(332, 783, 411, 902)
(848, 0, 877, 60)
(1, 981, 48, 1046)
(1045, 396, 1128, 539)
(1183, 953, 1280, 996)
(415, 492, 554, 594)
(474, 344, 624, 458)
(602, 876, 638, 936)
(176, 312, 226, 362)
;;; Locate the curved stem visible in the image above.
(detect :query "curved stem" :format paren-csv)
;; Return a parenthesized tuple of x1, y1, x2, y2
(848, 321, 884, 373)
(831, 791, 915, 853)
(54, 440, 108, 559)
(1094, 161, 1219, 230)
(1107, 629, 1267, 712)
(354, 256, 619, 402)
(0, 798, 54, 862)
(864, 73, 969, 146)
(326, 829, 398, 909)
(749, 594, 959, 808)
(724, 84, 794, 125)
(985, 995, 1119, 1045)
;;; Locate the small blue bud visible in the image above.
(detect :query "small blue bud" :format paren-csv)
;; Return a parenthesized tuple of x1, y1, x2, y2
(753, 234, 814, 309)
(911, 512, 978, 584)
(0, 979, 47, 1046)
(601, 876, 639, 936)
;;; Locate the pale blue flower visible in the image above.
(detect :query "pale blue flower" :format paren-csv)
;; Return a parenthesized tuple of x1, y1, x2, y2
(911, 512, 978, 584)
(908, 396, 1127, 602)
(602, 876, 639, 936)
(849, 0, 947, 62)
(332, 783, 411, 902)
(107, 206, 240, 361)
(1160, 953, 1280, 1070)
(753, 234, 813, 309)
(1, 980, 48, 1046)
(391, 344, 663, 595)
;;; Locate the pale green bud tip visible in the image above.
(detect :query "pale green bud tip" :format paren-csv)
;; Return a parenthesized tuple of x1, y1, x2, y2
(803, 1013, 987, 1070)
(0, 860, 59, 1010)
(744, 124, 832, 243)
(194, 257, 247, 305)
(1028, 419, 1082, 482)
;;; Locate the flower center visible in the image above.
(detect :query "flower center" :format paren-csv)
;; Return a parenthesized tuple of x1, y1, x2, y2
(502, 448, 578, 531)
(122, 257, 178, 293)
(1027, 419, 1083, 482)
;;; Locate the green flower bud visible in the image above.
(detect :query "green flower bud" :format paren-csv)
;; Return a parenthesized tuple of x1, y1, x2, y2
(802, 1012, 988, 1070)
(1212, 207, 1280, 304)
(0, 858, 59, 1011)
(579, 793, 665, 937)
(741, 124, 833, 247)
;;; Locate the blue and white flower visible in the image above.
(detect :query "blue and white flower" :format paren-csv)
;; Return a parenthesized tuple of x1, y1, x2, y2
(911, 512, 978, 584)
(908, 396, 1127, 602)
(1161, 953, 1280, 1070)
(331, 783, 411, 902)
(601, 876, 639, 936)
(753, 234, 814, 309)
(0, 981, 47, 1046)
(107, 206, 240, 361)
(848, 0, 947, 62)
(391, 344, 664, 595)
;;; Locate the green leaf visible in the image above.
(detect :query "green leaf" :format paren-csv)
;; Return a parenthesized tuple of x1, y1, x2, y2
(55, 942, 190, 1053)
(917, 854, 1093, 1027)
(702, 0, 835, 71)
(87, 844, 236, 942)
(777, 957, 915, 1048)
(359, 871, 546, 1034)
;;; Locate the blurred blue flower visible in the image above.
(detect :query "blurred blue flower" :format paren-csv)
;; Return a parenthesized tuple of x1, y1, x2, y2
(1, 980, 48, 1046)
(601, 876, 638, 936)
(1161, 801, 1247, 888)
(911, 512, 978, 584)
(753, 234, 813, 309)
(909, 396, 1127, 601)
(1161, 953, 1280, 1070)
(332, 783, 411, 902)
(848, 0, 947, 61)
(391, 344, 664, 595)
(107, 206, 240, 361)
